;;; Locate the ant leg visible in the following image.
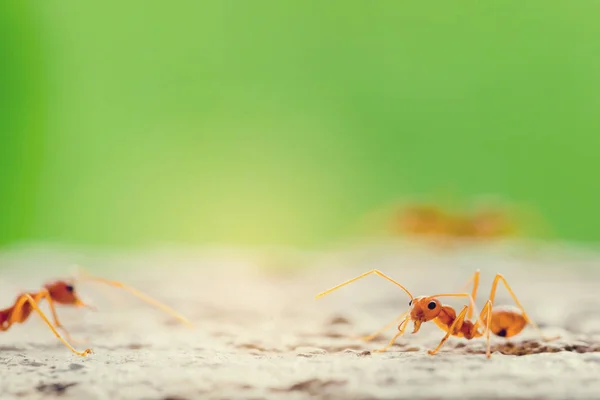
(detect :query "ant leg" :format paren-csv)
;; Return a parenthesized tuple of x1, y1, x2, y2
(457, 270, 480, 319)
(9, 294, 92, 356)
(34, 291, 84, 345)
(488, 274, 558, 341)
(355, 312, 408, 342)
(316, 270, 413, 300)
(373, 317, 410, 353)
(483, 300, 493, 358)
(471, 300, 493, 358)
(78, 274, 193, 327)
(428, 305, 468, 355)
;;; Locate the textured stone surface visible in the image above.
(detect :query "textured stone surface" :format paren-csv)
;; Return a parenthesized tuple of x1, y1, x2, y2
(0, 241, 599, 399)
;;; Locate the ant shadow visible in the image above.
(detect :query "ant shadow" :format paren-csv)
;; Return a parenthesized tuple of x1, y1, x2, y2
(457, 339, 600, 356)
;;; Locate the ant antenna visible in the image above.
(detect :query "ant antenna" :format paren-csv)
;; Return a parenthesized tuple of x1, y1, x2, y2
(74, 266, 194, 327)
(316, 269, 413, 300)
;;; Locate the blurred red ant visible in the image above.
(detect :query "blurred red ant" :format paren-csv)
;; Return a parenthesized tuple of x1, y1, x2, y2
(395, 205, 515, 240)
(0, 268, 193, 356)
(316, 269, 557, 358)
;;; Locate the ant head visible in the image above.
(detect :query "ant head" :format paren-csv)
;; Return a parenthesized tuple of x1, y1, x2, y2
(44, 280, 85, 306)
(407, 296, 442, 333)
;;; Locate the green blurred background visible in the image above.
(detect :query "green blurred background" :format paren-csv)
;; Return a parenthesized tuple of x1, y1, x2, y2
(2, 1, 600, 249)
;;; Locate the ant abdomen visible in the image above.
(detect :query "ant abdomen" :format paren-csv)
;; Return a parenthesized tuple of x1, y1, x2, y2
(490, 306, 527, 338)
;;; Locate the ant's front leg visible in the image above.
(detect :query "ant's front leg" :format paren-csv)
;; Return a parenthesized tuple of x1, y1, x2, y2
(35, 291, 88, 345)
(428, 305, 468, 355)
(373, 317, 410, 353)
(10, 294, 92, 356)
(355, 312, 408, 342)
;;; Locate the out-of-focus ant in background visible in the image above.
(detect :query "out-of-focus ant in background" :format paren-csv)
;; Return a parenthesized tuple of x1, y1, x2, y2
(395, 204, 516, 240)
(389, 196, 551, 245)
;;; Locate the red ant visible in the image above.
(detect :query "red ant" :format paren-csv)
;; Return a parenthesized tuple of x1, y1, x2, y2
(395, 204, 516, 241)
(316, 269, 557, 358)
(0, 268, 193, 356)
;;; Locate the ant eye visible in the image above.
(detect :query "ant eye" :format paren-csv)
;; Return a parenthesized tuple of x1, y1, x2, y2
(428, 301, 437, 310)
(409, 300, 412, 306)
(65, 284, 74, 293)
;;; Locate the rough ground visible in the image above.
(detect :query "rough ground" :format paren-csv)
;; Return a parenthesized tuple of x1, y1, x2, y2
(0, 240, 599, 400)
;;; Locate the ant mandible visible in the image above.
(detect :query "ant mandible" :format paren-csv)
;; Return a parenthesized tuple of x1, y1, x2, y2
(0, 267, 193, 357)
(316, 269, 557, 358)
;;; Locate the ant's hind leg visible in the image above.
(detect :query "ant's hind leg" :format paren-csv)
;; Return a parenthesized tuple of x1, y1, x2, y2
(488, 274, 559, 342)
(428, 305, 468, 355)
(474, 300, 493, 358)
